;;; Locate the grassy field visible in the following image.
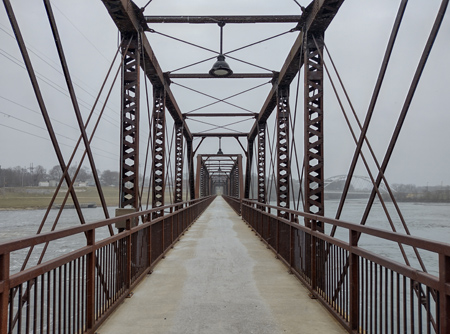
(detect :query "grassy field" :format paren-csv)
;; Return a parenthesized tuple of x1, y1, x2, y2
(0, 186, 120, 210)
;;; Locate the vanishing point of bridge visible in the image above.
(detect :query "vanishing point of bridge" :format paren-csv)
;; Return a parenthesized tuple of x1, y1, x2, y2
(0, 0, 449, 333)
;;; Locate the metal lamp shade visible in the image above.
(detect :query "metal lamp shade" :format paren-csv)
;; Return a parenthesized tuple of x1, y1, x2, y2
(209, 54, 233, 77)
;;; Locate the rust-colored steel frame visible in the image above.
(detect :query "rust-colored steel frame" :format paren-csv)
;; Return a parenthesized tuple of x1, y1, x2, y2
(244, 138, 254, 199)
(119, 35, 140, 208)
(169, 73, 274, 79)
(152, 89, 166, 216)
(3, 0, 88, 224)
(196, 154, 242, 198)
(303, 32, 325, 232)
(186, 139, 195, 200)
(230, 161, 240, 198)
(145, 15, 302, 24)
(276, 86, 290, 218)
(174, 123, 184, 204)
(195, 155, 210, 198)
(257, 122, 267, 204)
(151, 89, 166, 217)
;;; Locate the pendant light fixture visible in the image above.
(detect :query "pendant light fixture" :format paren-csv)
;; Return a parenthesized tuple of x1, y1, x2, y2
(217, 137, 224, 155)
(209, 22, 233, 77)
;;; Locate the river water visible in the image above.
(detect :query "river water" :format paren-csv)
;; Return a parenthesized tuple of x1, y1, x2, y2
(0, 199, 449, 275)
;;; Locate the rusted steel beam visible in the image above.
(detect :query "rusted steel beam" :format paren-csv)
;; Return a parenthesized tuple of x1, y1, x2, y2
(244, 138, 254, 199)
(303, 32, 324, 232)
(192, 132, 248, 137)
(359, 0, 449, 228)
(44, 0, 111, 218)
(151, 89, 166, 218)
(174, 123, 184, 204)
(119, 36, 140, 209)
(168, 73, 274, 79)
(276, 86, 290, 218)
(145, 15, 302, 24)
(101, 0, 192, 141)
(257, 123, 266, 204)
(333, 0, 408, 223)
(186, 139, 196, 200)
(184, 113, 257, 118)
(248, 0, 345, 141)
(238, 155, 244, 200)
(200, 154, 238, 158)
(3, 0, 86, 224)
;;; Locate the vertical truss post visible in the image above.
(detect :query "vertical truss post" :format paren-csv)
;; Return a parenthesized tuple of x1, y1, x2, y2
(231, 165, 237, 197)
(244, 138, 254, 199)
(196, 156, 210, 198)
(187, 139, 196, 200)
(195, 155, 201, 198)
(238, 155, 244, 200)
(201, 161, 210, 197)
(304, 32, 325, 232)
(174, 123, 183, 205)
(151, 88, 165, 218)
(229, 157, 242, 198)
(276, 86, 290, 219)
(257, 122, 266, 205)
(119, 35, 140, 209)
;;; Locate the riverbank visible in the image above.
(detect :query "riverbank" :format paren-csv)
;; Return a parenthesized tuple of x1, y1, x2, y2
(0, 186, 119, 210)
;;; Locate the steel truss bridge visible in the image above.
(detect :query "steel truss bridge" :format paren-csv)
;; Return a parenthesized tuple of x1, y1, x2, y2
(0, 0, 449, 333)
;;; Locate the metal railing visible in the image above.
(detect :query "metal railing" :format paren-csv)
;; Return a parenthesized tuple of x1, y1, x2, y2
(0, 196, 216, 334)
(222, 196, 450, 334)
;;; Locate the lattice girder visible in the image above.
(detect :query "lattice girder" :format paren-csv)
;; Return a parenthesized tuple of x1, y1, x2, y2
(276, 86, 290, 218)
(304, 32, 325, 231)
(151, 89, 165, 218)
(119, 36, 140, 209)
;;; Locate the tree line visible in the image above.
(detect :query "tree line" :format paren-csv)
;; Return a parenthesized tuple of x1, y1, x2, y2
(0, 165, 119, 187)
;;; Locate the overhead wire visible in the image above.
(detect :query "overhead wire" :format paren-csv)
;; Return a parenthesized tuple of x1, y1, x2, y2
(51, 2, 110, 62)
(0, 47, 120, 129)
(172, 81, 255, 113)
(182, 80, 271, 114)
(152, 27, 293, 73)
(189, 117, 254, 134)
(0, 23, 120, 127)
(0, 95, 117, 147)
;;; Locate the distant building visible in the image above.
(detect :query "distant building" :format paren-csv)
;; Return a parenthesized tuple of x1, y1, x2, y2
(38, 181, 50, 187)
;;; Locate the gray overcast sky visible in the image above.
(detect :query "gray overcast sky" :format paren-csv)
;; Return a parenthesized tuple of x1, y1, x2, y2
(0, 0, 449, 187)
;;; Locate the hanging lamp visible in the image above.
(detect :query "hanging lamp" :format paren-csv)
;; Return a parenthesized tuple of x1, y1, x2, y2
(209, 22, 233, 77)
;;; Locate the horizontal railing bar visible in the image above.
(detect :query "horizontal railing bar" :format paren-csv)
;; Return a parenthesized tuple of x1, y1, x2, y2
(234, 196, 449, 334)
(9, 246, 91, 287)
(351, 246, 440, 290)
(1, 195, 216, 334)
(242, 200, 450, 255)
(0, 198, 208, 254)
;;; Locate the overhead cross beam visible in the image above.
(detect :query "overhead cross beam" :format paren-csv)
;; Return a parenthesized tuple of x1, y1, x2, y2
(192, 133, 248, 138)
(145, 15, 302, 24)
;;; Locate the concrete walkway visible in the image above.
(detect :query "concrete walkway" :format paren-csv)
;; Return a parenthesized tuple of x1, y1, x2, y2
(98, 197, 347, 334)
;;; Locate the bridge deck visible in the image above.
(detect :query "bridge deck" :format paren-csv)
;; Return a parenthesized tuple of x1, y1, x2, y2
(98, 197, 346, 334)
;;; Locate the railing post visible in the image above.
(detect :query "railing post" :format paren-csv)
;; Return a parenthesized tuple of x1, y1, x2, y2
(147, 214, 152, 268)
(440, 254, 450, 334)
(86, 229, 95, 330)
(126, 219, 132, 290)
(311, 221, 317, 291)
(0, 253, 10, 334)
(349, 229, 359, 331)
